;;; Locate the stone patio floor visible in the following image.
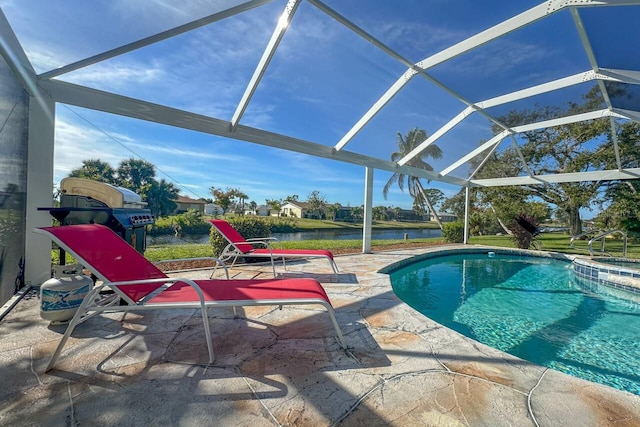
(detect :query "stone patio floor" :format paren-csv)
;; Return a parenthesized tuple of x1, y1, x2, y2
(2, 245, 640, 426)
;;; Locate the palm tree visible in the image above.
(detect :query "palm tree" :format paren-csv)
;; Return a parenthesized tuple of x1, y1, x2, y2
(383, 128, 444, 229)
(69, 159, 116, 183)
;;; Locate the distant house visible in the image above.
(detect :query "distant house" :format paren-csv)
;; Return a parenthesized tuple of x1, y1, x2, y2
(430, 212, 458, 222)
(245, 204, 269, 216)
(280, 201, 308, 218)
(386, 208, 426, 222)
(204, 203, 223, 216)
(175, 195, 206, 214)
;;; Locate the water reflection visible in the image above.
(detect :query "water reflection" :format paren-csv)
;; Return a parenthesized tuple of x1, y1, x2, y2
(149, 227, 443, 245)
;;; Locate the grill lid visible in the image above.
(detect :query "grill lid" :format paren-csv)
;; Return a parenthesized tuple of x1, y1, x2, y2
(60, 177, 146, 208)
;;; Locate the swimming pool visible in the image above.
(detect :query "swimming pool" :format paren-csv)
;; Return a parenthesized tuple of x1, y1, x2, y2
(388, 251, 640, 395)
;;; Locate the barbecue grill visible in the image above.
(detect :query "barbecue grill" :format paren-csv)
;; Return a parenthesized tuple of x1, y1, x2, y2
(40, 178, 155, 255)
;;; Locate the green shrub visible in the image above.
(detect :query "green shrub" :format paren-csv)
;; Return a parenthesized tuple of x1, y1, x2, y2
(210, 216, 272, 257)
(442, 222, 465, 243)
(150, 210, 209, 236)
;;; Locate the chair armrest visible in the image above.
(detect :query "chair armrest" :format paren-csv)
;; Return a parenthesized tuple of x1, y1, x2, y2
(153, 257, 229, 279)
(245, 237, 281, 249)
(246, 237, 278, 242)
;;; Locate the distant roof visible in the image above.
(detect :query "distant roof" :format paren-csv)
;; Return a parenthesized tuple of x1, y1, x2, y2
(177, 195, 206, 204)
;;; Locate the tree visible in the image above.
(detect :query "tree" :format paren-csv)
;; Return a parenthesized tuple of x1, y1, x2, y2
(69, 159, 115, 183)
(116, 158, 156, 193)
(210, 187, 234, 214)
(383, 128, 444, 229)
(596, 122, 640, 231)
(306, 190, 327, 219)
(232, 189, 248, 215)
(351, 205, 364, 221)
(478, 87, 622, 236)
(420, 188, 445, 215)
(68, 157, 178, 218)
(145, 179, 179, 217)
(285, 194, 299, 202)
(326, 204, 339, 221)
(394, 207, 401, 221)
(248, 201, 258, 215)
(372, 206, 388, 221)
(265, 198, 284, 216)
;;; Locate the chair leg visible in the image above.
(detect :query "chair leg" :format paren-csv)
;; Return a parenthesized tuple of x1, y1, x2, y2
(269, 256, 277, 278)
(324, 304, 346, 349)
(329, 258, 339, 273)
(201, 306, 215, 364)
(46, 287, 101, 371)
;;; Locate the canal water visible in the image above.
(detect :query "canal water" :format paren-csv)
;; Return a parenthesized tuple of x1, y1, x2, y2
(274, 228, 442, 241)
(148, 228, 442, 245)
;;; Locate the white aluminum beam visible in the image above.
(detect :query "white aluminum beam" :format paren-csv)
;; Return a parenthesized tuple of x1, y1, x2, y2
(333, 1, 567, 154)
(416, 3, 552, 71)
(39, 79, 468, 186)
(309, 0, 416, 70)
(475, 71, 597, 110)
(39, 0, 274, 80)
(334, 68, 417, 151)
(510, 134, 535, 177)
(440, 109, 617, 177)
(609, 117, 622, 170)
(468, 139, 504, 181)
(599, 68, 640, 84)
(230, 0, 301, 131)
(612, 108, 640, 123)
(463, 186, 470, 244)
(362, 167, 374, 253)
(398, 107, 474, 166)
(0, 9, 38, 95)
(441, 130, 510, 177)
(399, 70, 604, 168)
(513, 109, 612, 133)
(471, 168, 640, 187)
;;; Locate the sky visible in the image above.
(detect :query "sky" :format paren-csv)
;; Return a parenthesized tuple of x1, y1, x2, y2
(1, 0, 636, 214)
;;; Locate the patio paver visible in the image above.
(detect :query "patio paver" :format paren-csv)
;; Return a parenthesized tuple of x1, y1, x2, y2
(1, 246, 639, 426)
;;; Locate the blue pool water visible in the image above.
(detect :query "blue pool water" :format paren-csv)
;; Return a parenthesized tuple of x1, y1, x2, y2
(389, 253, 640, 395)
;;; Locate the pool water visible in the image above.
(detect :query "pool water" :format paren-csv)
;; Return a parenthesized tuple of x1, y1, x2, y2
(390, 253, 640, 395)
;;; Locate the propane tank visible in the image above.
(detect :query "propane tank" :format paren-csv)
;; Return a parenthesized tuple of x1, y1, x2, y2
(40, 264, 93, 325)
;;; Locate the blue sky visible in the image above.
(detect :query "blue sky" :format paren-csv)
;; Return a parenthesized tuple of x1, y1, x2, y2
(1, 0, 635, 215)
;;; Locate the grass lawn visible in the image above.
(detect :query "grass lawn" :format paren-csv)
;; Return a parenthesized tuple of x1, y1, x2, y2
(144, 231, 640, 262)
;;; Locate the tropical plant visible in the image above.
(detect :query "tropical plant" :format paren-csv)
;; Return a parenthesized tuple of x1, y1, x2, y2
(326, 204, 339, 221)
(372, 206, 388, 221)
(145, 178, 179, 217)
(383, 128, 444, 228)
(69, 159, 115, 183)
(265, 198, 284, 216)
(116, 158, 156, 192)
(68, 157, 178, 217)
(511, 213, 540, 249)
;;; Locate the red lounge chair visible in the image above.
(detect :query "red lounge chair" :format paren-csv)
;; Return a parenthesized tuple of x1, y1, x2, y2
(209, 219, 339, 277)
(35, 224, 346, 371)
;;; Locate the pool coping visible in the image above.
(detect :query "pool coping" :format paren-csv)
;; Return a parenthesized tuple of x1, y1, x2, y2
(378, 245, 575, 274)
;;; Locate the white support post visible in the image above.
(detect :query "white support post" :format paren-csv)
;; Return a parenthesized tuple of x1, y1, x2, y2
(463, 186, 470, 245)
(25, 95, 56, 288)
(362, 167, 374, 253)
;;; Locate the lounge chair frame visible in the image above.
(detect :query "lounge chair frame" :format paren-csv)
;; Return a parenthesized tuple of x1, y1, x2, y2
(209, 219, 339, 277)
(35, 225, 346, 371)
